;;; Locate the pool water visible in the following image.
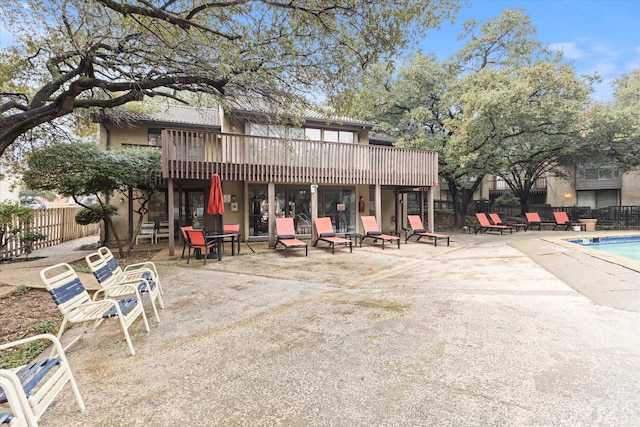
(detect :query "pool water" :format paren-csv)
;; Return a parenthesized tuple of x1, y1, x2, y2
(569, 235, 640, 261)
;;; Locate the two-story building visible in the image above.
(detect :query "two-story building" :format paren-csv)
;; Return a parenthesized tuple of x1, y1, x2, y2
(483, 162, 640, 210)
(95, 103, 439, 254)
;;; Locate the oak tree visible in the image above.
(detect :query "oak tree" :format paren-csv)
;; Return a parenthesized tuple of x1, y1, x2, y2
(0, 0, 459, 159)
(346, 9, 594, 224)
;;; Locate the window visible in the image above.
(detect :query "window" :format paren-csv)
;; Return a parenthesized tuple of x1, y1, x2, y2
(304, 127, 355, 143)
(249, 123, 288, 137)
(305, 128, 322, 141)
(148, 128, 161, 146)
(324, 130, 339, 142)
(339, 131, 354, 144)
(577, 163, 620, 181)
(249, 124, 355, 143)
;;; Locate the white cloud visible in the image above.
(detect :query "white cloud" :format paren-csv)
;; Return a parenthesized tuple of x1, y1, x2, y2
(591, 41, 618, 57)
(590, 62, 618, 77)
(549, 42, 583, 59)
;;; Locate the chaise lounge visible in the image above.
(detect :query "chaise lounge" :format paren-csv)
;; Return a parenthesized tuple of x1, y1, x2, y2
(488, 213, 526, 232)
(313, 217, 352, 254)
(553, 211, 579, 230)
(360, 216, 400, 249)
(525, 212, 556, 231)
(405, 215, 449, 246)
(474, 213, 512, 235)
(275, 217, 308, 257)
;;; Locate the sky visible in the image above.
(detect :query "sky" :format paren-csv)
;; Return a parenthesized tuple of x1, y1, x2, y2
(419, 0, 640, 102)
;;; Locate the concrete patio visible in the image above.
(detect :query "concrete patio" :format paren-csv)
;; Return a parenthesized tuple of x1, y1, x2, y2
(2, 229, 639, 426)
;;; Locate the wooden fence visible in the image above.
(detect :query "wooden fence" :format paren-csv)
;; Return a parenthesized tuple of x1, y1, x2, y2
(1, 207, 100, 260)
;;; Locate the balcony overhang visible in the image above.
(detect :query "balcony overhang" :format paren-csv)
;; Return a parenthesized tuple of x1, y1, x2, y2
(161, 130, 438, 186)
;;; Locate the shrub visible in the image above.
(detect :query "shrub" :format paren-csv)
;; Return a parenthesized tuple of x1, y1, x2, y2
(494, 193, 520, 206)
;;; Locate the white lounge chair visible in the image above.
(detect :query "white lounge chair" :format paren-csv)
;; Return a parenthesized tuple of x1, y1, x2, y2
(0, 334, 85, 426)
(40, 263, 149, 356)
(85, 251, 162, 323)
(155, 220, 171, 243)
(136, 221, 156, 244)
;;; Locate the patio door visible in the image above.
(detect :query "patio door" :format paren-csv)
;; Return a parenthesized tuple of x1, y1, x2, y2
(248, 185, 311, 236)
(247, 185, 355, 236)
(174, 190, 205, 229)
(322, 188, 355, 233)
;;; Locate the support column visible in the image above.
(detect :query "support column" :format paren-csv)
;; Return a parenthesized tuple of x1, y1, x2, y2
(167, 178, 175, 256)
(427, 185, 434, 232)
(268, 182, 276, 249)
(375, 183, 382, 228)
(310, 184, 318, 240)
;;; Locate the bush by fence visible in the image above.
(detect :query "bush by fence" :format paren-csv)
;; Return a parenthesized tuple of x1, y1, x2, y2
(1, 207, 100, 260)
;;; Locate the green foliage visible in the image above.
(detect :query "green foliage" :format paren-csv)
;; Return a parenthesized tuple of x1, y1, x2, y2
(24, 141, 160, 254)
(29, 320, 56, 335)
(0, 202, 32, 231)
(346, 8, 594, 224)
(19, 188, 57, 202)
(0, 339, 51, 370)
(24, 142, 114, 197)
(581, 68, 640, 171)
(493, 194, 520, 206)
(75, 205, 118, 225)
(10, 285, 30, 297)
(24, 143, 162, 200)
(19, 231, 47, 258)
(0, 0, 461, 160)
(0, 201, 34, 257)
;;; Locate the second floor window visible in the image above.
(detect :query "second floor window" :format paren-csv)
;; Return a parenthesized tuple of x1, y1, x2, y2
(577, 163, 620, 181)
(148, 128, 161, 146)
(305, 128, 354, 143)
(249, 123, 355, 143)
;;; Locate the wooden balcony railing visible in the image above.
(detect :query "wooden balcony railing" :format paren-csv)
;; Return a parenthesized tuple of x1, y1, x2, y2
(161, 130, 438, 186)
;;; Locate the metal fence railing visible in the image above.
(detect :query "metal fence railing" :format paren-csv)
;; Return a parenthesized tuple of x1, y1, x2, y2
(478, 205, 640, 230)
(432, 200, 640, 230)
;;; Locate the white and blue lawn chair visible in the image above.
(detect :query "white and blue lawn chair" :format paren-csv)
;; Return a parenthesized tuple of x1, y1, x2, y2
(40, 263, 149, 356)
(0, 334, 85, 426)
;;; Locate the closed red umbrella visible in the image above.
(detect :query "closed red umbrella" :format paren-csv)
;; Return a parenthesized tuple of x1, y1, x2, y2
(207, 174, 224, 215)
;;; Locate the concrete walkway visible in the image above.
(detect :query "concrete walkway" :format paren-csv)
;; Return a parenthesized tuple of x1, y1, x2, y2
(0, 235, 103, 292)
(2, 230, 640, 426)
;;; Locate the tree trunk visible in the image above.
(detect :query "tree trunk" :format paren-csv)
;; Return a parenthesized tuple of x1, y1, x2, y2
(447, 176, 484, 228)
(105, 215, 125, 257)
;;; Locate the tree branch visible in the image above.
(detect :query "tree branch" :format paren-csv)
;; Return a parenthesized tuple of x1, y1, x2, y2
(96, 0, 242, 40)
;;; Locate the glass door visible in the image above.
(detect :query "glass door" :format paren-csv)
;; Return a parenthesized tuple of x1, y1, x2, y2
(288, 188, 311, 235)
(174, 190, 205, 229)
(323, 188, 355, 233)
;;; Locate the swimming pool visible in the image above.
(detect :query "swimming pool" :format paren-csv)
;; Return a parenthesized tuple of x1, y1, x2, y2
(569, 235, 640, 261)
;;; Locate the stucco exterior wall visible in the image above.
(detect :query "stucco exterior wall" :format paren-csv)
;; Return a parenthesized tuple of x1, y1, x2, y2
(621, 170, 640, 205)
(379, 187, 397, 233)
(544, 175, 576, 207)
(103, 124, 150, 148)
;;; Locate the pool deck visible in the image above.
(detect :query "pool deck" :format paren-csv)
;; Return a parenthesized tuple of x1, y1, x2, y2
(513, 232, 640, 312)
(1, 229, 639, 426)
